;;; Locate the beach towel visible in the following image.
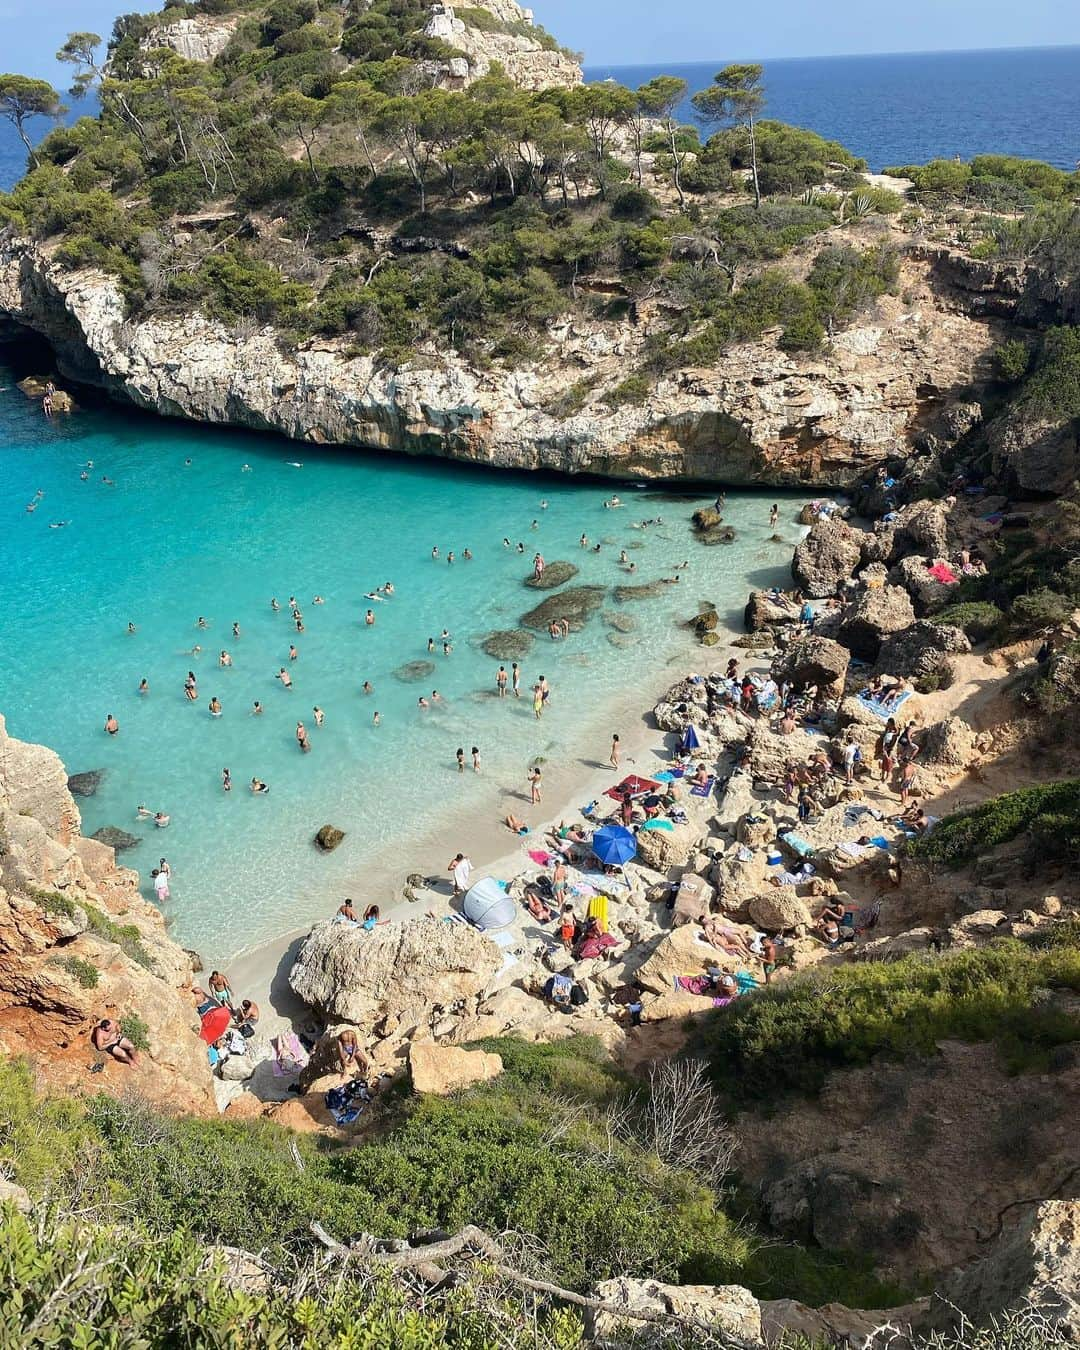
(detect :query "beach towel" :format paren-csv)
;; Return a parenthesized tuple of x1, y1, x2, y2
(690, 776, 715, 797)
(604, 774, 661, 802)
(273, 1032, 310, 1077)
(527, 849, 552, 867)
(856, 687, 913, 720)
(734, 971, 760, 994)
(640, 818, 674, 831)
(838, 840, 876, 859)
(587, 894, 609, 931)
(780, 831, 814, 858)
(928, 561, 958, 584)
(870, 835, 891, 850)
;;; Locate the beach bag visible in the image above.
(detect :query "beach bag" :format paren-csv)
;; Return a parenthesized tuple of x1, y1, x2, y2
(569, 984, 589, 1007)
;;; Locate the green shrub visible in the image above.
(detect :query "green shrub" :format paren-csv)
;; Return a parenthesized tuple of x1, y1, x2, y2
(1008, 587, 1073, 636)
(913, 780, 1080, 868)
(119, 1013, 151, 1052)
(27, 887, 75, 919)
(603, 374, 651, 407)
(993, 338, 1031, 382)
(689, 938, 1080, 1105)
(82, 904, 154, 970)
(934, 601, 1004, 641)
(57, 956, 99, 989)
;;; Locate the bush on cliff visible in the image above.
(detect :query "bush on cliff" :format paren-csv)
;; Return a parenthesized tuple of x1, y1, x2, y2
(933, 600, 1004, 642)
(689, 937, 1080, 1105)
(911, 780, 1080, 869)
(0, 1037, 906, 1309)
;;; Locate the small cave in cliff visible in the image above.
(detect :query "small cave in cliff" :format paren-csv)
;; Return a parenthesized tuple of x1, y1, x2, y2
(0, 324, 59, 382)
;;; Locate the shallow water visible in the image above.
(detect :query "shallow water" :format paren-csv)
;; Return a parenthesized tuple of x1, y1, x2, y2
(0, 359, 804, 959)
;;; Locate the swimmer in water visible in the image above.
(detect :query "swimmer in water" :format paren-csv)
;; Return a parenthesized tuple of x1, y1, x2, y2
(250, 777, 270, 794)
(313, 705, 324, 727)
(80, 471, 89, 481)
(222, 767, 232, 791)
(530, 520, 538, 530)
(286, 461, 304, 468)
(384, 582, 394, 595)
(154, 811, 170, 828)
(252, 701, 263, 715)
(427, 637, 435, 653)
(539, 499, 548, 510)
(241, 464, 251, 472)
(276, 668, 292, 689)
(517, 541, 525, 553)
(48, 521, 69, 529)
(296, 722, 310, 752)
(362, 681, 373, 695)
(138, 678, 149, 695)
(580, 533, 588, 548)
(127, 622, 137, 635)
(208, 696, 222, 717)
(503, 538, 510, 548)
(136, 805, 154, 819)
(462, 548, 472, 560)
(196, 617, 208, 630)
(232, 622, 241, 638)
(447, 551, 454, 564)
(431, 546, 439, 560)
(312, 595, 324, 604)
(271, 598, 280, 611)
(431, 690, 442, 703)
(219, 650, 232, 667)
(102, 476, 115, 486)
(190, 645, 202, 657)
(184, 673, 198, 701)
(289, 644, 298, 661)
(418, 697, 429, 709)
(443, 641, 452, 656)
(294, 615, 304, 633)
(373, 711, 380, 726)
(104, 713, 119, 736)
(365, 610, 375, 626)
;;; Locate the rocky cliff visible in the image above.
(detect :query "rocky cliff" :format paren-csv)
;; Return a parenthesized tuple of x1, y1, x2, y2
(0, 714, 214, 1113)
(0, 239, 1007, 486)
(423, 1, 581, 91)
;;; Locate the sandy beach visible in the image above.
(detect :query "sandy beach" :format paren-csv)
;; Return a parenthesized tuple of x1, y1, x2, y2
(227, 621, 762, 1037)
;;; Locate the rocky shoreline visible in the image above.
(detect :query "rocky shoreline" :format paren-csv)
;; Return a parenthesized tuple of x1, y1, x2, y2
(0, 236, 1019, 487)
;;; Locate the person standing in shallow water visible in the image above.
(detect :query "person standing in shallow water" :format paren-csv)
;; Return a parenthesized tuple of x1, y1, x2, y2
(497, 666, 508, 698)
(456, 747, 465, 774)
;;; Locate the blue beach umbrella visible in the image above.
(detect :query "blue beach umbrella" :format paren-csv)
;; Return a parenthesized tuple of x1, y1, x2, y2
(592, 824, 637, 866)
(681, 724, 701, 752)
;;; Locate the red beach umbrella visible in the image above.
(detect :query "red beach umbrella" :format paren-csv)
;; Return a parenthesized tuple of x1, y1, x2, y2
(200, 1006, 232, 1043)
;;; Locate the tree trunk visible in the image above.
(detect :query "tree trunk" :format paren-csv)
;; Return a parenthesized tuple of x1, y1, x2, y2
(748, 116, 761, 208)
(668, 124, 685, 209)
(14, 118, 38, 168)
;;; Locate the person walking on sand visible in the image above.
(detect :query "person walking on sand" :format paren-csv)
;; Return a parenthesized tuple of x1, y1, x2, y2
(609, 733, 621, 769)
(900, 759, 918, 806)
(497, 666, 508, 698)
(528, 765, 543, 805)
(448, 852, 472, 896)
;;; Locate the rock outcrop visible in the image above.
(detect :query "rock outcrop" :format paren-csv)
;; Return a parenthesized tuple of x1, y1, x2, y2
(792, 518, 864, 596)
(0, 714, 214, 1113)
(0, 242, 1005, 486)
(289, 916, 503, 1025)
(424, 1, 582, 91)
(409, 1043, 504, 1095)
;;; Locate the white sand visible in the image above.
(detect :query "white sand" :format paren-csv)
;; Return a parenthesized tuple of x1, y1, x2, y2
(227, 627, 767, 1036)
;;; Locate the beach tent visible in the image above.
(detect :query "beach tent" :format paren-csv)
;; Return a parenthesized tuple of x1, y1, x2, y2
(681, 724, 702, 752)
(592, 824, 637, 866)
(463, 876, 516, 931)
(199, 1006, 232, 1044)
(604, 774, 661, 802)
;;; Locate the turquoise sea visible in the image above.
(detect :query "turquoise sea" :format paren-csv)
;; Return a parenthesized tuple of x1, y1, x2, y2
(0, 358, 803, 960)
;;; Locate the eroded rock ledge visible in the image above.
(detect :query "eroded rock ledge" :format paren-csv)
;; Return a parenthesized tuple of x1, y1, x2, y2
(0, 240, 1008, 486)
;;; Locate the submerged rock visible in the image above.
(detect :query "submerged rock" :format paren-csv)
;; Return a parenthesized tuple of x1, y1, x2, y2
(67, 770, 104, 797)
(393, 659, 436, 682)
(521, 586, 605, 631)
(314, 824, 345, 852)
(91, 826, 140, 852)
(523, 560, 578, 589)
(481, 629, 534, 659)
(602, 611, 637, 632)
(613, 580, 668, 602)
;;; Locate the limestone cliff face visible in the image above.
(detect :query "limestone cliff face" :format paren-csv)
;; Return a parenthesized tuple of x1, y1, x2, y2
(142, 15, 241, 63)
(425, 1, 581, 91)
(0, 240, 1007, 486)
(0, 714, 214, 1114)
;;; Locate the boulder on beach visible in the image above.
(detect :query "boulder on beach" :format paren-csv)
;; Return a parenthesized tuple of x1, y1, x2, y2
(314, 824, 345, 852)
(524, 561, 578, 589)
(613, 580, 668, 602)
(481, 628, 534, 659)
(792, 518, 864, 597)
(634, 822, 696, 871)
(90, 826, 140, 852)
(773, 635, 850, 692)
(289, 915, 502, 1025)
(837, 586, 916, 661)
(521, 586, 605, 631)
(393, 659, 436, 682)
(409, 1044, 503, 1096)
(67, 770, 104, 797)
(875, 620, 970, 680)
(744, 591, 791, 632)
(748, 889, 813, 932)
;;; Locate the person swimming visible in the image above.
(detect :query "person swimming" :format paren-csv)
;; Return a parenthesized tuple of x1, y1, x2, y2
(127, 622, 137, 635)
(222, 767, 232, 791)
(219, 650, 232, 667)
(208, 696, 222, 717)
(154, 811, 170, 828)
(252, 701, 263, 715)
(276, 668, 292, 688)
(250, 777, 270, 794)
(270, 598, 280, 611)
(138, 679, 149, 695)
(104, 713, 119, 736)
(313, 705, 324, 727)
